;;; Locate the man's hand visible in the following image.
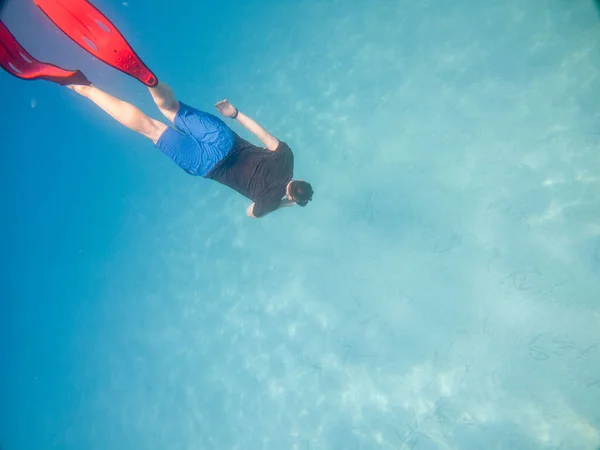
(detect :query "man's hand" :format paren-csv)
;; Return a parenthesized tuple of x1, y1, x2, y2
(279, 198, 296, 208)
(215, 99, 238, 118)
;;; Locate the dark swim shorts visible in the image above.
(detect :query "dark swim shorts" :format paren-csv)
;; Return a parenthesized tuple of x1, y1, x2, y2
(155, 102, 235, 176)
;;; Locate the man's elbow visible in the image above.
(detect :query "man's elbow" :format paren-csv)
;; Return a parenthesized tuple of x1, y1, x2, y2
(246, 203, 258, 218)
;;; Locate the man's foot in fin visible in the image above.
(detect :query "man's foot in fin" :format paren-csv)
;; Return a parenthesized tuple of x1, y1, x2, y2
(67, 83, 92, 95)
(49, 69, 91, 86)
(34, 0, 158, 87)
(0, 20, 91, 85)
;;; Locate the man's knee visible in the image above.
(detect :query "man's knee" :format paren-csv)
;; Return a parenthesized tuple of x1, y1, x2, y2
(159, 101, 180, 123)
(146, 118, 168, 144)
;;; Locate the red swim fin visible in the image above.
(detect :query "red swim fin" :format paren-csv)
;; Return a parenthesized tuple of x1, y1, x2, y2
(34, 0, 158, 87)
(0, 20, 90, 85)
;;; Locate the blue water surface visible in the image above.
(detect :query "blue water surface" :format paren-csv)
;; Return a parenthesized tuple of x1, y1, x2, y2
(1, 0, 599, 449)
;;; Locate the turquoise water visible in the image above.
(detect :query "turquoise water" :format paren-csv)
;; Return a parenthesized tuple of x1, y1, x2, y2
(1, 0, 600, 448)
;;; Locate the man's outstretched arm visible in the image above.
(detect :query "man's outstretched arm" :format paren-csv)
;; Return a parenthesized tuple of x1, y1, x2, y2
(215, 100, 280, 151)
(246, 199, 295, 218)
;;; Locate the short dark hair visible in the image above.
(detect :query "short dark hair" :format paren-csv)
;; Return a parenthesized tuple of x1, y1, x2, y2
(290, 180, 314, 207)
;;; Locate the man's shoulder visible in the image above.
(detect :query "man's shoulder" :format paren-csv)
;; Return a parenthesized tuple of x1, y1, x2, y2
(273, 142, 294, 164)
(273, 140, 292, 153)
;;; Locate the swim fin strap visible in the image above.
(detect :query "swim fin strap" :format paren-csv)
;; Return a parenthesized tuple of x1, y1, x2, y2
(34, 0, 158, 87)
(0, 19, 90, 85)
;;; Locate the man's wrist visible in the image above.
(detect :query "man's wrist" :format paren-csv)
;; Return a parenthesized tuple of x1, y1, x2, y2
(232, 108, 239, 119)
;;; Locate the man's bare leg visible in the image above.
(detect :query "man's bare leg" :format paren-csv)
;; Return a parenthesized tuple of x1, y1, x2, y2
(70, 84, 167, 143)
(148, 82, 180, 123)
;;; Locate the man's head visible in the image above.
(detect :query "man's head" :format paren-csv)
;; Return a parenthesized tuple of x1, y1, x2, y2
(287, 180, 314, 207)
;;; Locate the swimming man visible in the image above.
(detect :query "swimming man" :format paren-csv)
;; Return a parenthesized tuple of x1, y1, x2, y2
(69, 82, 314, 218)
